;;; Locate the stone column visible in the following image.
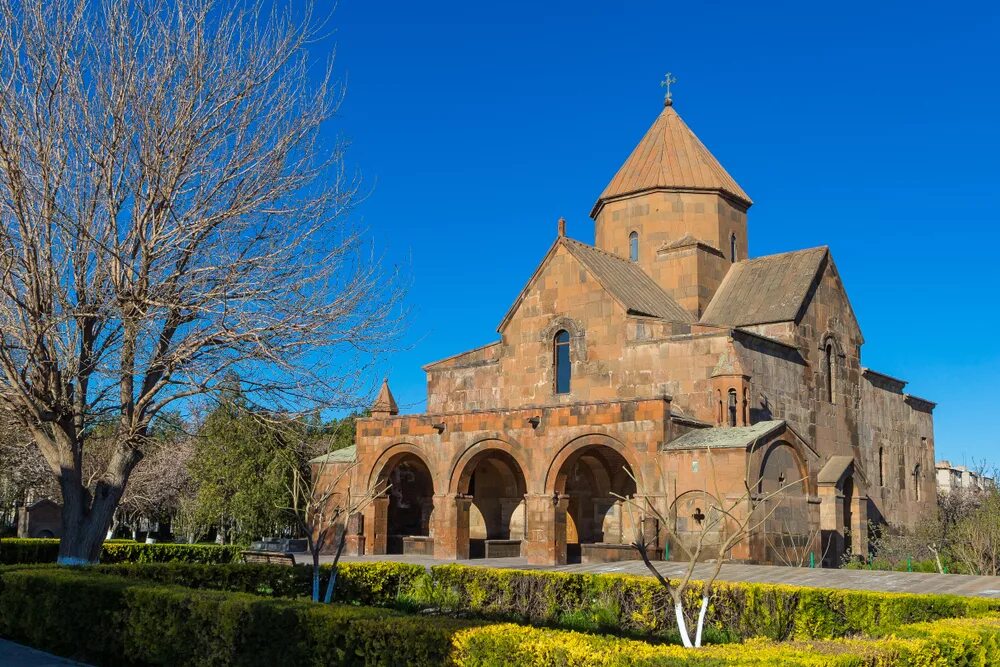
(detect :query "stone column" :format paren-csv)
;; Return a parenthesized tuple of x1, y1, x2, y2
(431, 493, 473, 560)
(523, 493, 569, 565)
(366, 496, 389, 555)
(817, 486, 844, 567)
(851, 495, 869, 558)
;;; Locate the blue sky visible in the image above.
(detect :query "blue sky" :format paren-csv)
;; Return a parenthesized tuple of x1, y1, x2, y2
(319, 1, 999, 464)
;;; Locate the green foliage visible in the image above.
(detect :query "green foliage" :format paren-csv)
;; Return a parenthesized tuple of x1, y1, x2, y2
(88, 560, 424, 606)
(0, 538, 241, 565)
(428, 564, 1000, 643)
(0, 567, 472, 667)
(187, 393, 297, 543)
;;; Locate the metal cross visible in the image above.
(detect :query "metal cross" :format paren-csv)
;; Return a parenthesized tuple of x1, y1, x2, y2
(661, 72, 677, 104)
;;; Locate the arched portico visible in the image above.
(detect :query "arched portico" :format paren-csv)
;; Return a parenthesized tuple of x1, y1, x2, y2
(448, 443, 528, 558)
(541, 436, 639, 564)
(750, 440, 816, 565)
(367, 446, 436, 555)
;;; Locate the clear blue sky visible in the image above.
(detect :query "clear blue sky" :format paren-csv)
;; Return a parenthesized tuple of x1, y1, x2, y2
(319, 0, 999, 465)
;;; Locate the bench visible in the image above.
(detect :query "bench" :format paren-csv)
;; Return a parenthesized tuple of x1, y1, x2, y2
(240, 550, 297, 566)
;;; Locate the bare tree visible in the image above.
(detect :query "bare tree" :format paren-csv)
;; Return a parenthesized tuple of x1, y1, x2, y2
(0, 0, 402, 563)
(283, 437, 386, 602)
(617, 447, 806, 649)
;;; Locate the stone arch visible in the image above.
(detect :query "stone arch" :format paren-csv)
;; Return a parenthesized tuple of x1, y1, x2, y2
(450, 442, 529, 558)
(544, 434, 642, 495)
(752, 440, 813, 564)
(368, 444, 436, 555)
(545, 434, 640, 563)
(670, 490, 725, 560)
(538, 316, 587, 362)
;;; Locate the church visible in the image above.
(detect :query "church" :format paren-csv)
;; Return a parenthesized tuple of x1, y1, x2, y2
(319, 89, 936, 567)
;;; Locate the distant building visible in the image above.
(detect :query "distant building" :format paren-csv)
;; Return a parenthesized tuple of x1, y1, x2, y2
(936, 461, 994, 494)
(17, 499, 61, 538)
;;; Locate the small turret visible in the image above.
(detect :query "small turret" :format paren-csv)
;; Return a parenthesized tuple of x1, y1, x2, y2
(370, 378, 399, 418)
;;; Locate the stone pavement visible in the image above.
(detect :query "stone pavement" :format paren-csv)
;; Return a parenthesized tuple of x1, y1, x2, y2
(0, 640, 88, 666)
(329, 553, 1000, 598)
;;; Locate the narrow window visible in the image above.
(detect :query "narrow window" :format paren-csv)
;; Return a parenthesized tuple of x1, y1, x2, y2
(730, 233, 737, 262)
(878, 447, 885, 487)
(554, 330, 571, 394)
(824, 342, 835, 403)
(629, 231, 639, 262)
(742, 388, 750, 425)
(914, 465, 921, 501)
(716, 390, 723, 425)
(727, 388, 737, 427)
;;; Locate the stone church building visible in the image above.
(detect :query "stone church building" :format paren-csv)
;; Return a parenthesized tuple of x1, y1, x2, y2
(320, 94, 936, 567)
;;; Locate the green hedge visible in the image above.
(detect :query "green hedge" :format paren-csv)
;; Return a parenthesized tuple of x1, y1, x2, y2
(4, 566, 1000, 667)
(0, 538, 242, 565)
(449, 618, 1000, 666)
(0, 567, 471, 666)
(89, 560, 425, 606)
(429, 564, 1000, 642)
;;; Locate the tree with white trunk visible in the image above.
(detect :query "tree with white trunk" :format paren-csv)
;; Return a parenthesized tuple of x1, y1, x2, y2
(617, 446, 806, 648)
(0, 0, 401, 564)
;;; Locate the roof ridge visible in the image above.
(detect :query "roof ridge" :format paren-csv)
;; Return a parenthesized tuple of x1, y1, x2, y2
(738, 245, 828, 265)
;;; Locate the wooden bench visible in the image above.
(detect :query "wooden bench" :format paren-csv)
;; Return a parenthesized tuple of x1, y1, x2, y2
(240, 550, 297, 566)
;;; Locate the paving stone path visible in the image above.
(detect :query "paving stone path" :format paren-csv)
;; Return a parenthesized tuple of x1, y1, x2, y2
(333, 553, 1000, 598)
(0, 640, 87, 666)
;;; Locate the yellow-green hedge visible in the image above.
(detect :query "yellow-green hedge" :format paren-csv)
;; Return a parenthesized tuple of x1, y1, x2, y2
(449, 615, 1000, 666)
(0, 538, 241, 564)
(431, 564, 1000, 642)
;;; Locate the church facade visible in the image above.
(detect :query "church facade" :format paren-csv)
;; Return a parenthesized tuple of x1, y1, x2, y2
(320, 95, 936, 567)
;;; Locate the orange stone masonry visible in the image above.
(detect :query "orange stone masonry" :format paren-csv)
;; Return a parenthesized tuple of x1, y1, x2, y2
(316, 95, 936, 567)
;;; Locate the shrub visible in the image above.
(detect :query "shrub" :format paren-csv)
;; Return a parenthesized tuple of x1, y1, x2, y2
(0, 567, 472, 666)
(429, 564, 1000, 642)
(0, 538, 241, 565)
(89, 560, 425, 606)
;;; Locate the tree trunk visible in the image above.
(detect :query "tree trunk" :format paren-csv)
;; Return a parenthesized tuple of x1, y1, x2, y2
(323, 528, 348, 604)
(57, 448, 141, 565)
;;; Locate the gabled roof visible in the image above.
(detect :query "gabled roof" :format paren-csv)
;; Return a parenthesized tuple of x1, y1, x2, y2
(498, 237, 693, 332)
(592, 103, 751, 217)
(700, 247, 829, 328)
(563, 239, 694, 322)
(664, 420, 786, 450)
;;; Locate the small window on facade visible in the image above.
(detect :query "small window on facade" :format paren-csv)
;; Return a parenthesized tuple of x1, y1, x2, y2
(629, 231, 639, 262)
(717, 390, 723, 425)
(742, 388, 750, 426)
(878, 447, 885, 487)
(554, 330, 571, 394)
(727, 388, 738, 427)
(824, 341, 835, 403)
(914, 464, 922, 501)
(730, 233, 737, 262)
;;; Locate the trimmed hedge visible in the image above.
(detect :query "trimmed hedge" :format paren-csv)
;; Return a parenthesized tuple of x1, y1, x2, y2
(0, 567, 472, 666)
(0, 538, 242, 565)
(90, 560, 425, 606)
(450, 618, 1000, 666)
(429, 564, 1000, 642)
(4, 565, 1000, 666)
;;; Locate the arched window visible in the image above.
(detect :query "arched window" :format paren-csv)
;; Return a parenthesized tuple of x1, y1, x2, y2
(824, 341, 835, 403)
(742, 388, 750, 426)
(914, 464, 922, 501)
(629, 231, 639, 262)
(716, 390, 723, 425)
(727, 388, 738, 427)
(730, 233, 737, 262)
(878, 447, 885, 487)
(554, 330, 571, 394)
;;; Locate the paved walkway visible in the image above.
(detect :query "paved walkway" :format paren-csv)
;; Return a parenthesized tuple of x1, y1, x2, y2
(330, 554, 1000, 598)
(0, 640, 87, 666)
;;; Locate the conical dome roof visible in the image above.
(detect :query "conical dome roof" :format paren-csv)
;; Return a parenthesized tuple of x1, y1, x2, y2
(592, 102, 751, 217)
(371, 379, 398, 416)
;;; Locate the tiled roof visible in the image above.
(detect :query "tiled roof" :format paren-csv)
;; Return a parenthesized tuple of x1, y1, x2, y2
(309, 444, 357, 465)
(700, 247, 828, 327)
(593, 104, 751, 216)
(664, 420, 785, 450)
(817, 455, 854, 485)
(563, 238, 694, 323)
